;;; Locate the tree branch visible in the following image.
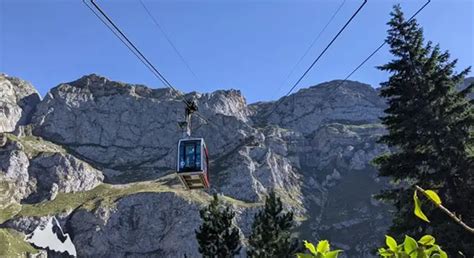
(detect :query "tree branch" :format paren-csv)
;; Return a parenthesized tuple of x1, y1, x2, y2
(415, 185, 474, 234)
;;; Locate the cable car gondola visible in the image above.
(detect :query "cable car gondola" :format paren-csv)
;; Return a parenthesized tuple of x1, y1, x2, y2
(176, 102, 210, 190)
(177, 138, 210, 189)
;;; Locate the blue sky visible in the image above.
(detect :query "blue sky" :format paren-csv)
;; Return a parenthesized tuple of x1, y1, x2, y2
(1, 0, 473, 103)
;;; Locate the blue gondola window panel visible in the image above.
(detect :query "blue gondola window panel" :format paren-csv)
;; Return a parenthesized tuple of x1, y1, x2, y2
(179, 140, 202, 172)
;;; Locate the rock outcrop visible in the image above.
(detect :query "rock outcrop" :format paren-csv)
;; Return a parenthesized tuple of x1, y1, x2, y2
(0, 141, 31, 203)
(459, 76, 474, 99)
(26, 153, 104, 203)
(32, 75, 251, 172)
(69, 192, 202, 257)
(0, 74, 41, 134)
(251, 80, 386, 134)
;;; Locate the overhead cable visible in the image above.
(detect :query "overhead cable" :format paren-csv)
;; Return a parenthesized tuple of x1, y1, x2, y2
(264, 0, 368, 119)
(83, 0, 192, 107)
(139, 0, 202, 84)
(325, 0, 431, 100)
(274, 0, 346, 97)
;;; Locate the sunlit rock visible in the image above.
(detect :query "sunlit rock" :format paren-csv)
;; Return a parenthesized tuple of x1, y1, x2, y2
(0, 74, 40, 134)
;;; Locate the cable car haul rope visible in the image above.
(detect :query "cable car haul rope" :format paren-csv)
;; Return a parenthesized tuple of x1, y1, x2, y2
(83, 0, 431, 190)
(83, 0, 212, 189)
(176, 102, 210, 189)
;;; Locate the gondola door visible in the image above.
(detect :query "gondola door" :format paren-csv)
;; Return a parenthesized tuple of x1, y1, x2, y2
(177, 138, 209, 189)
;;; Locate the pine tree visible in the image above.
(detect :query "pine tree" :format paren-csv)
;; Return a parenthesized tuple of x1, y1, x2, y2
(373, 5, 474, 255)
(195, 194, 241, 258)
(247, 191, 299, 257)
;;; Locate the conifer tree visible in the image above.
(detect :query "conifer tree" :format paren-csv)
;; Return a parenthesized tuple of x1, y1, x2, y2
(195, 194, 241, 258)
(374, 5, 474, 255)
(247, 191, 299, 257)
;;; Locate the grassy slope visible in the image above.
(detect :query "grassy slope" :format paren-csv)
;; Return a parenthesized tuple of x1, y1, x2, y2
(0, 229, 38, 257)
(0, 178, 22, 224)
(2, 133, 260, 219)
(1, 134, 65, 223)
(0, 203, 21, 224)
(1, 134, 261, 257)
(17, 180, 260, 219)
(2, 171, 260, 257)
(5, 133, 66, 158)
(2, 177, 259, 257)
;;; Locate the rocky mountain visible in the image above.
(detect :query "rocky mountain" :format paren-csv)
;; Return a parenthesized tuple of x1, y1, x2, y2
(1, 73, 471, 257)
(0, 74, 40, 135)
(459, 76, 474, 99)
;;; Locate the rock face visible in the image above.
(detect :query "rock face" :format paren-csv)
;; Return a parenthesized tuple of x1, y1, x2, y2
(0, 74, 41, 134)
(0, 141, 31, 203)
(0, 133, 6, 147)
(296, 123, 390, 255)
(69, 192, 202, 257)
(6, 74, 471, 257)
(251, 80, 386, 134)
(32, 75, 251, 172)
(459, 76, 474, 99)
(0, 134, 103, 206)
(26, 153, 104, 203)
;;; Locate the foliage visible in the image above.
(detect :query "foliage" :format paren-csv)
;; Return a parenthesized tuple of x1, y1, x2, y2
(247, 191, 299, 257)
(413, 190, 430, 223)
(296, 240, 342, 258)
(195, 194, 241, 258)
(297, 236, 447, 258)
(378, 235, 447, 258)
(373, 5, 474, 255)
(413, 188, 442, 223)
(413, 186, 474, 235)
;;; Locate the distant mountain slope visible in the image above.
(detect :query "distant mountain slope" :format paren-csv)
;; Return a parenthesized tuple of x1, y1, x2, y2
(459, 76, 474, 99)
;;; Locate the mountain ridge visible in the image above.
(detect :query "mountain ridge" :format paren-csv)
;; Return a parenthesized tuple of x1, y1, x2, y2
(1, 74, 472, 257)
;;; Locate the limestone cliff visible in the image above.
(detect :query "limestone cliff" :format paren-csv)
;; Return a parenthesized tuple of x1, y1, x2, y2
(3, 75, 470, 257)
(0, 74, 41, 134)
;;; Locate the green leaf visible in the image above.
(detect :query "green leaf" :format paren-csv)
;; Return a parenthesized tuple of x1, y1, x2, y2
(435, 246, 448, 258)
(414, 190, 430, 222)
(385, 235, 398, 252)
(439, 250, 447, 258)
(378, 248, 392, 257)
(296, 253, 315, 258)
(324, 250, 342, 258)
(404, 235, 418, 256)
(304, 240, 317, 255)
(417, 249, 426, 258)
(424, 190, 442, 205)
(317, 240, 330, 253)
(425, 246, 438, 255)
(418, 235, 435, 246)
